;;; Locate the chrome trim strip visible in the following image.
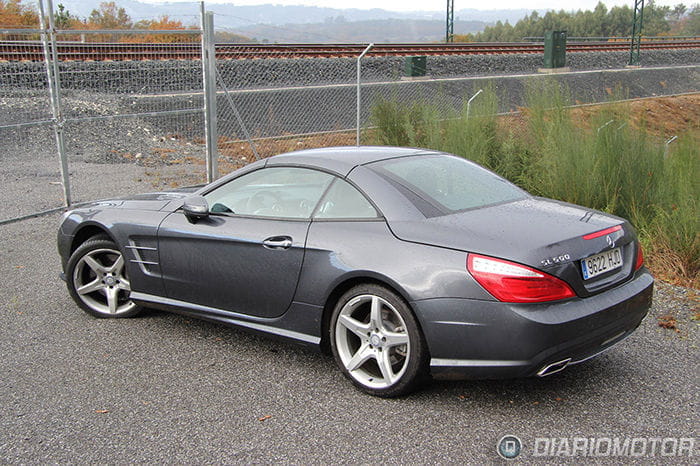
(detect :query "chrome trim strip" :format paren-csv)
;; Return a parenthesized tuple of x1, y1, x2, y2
(430, 358, 529, 368)
(129, 292, 321, 345)
(129, 259, 159, 265)
(433, 320, 487, 327)
(125, 245, 158, 251)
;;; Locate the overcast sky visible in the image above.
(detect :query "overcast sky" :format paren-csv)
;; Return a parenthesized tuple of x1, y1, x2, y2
(159, 0, 685, 11)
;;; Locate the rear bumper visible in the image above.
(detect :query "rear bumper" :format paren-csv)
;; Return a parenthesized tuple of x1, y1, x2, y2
(413, 270, 653, 380)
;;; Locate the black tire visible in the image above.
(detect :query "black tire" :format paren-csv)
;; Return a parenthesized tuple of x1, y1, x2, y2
(66, 237, 141, 318)
(330, 283, 428, 397)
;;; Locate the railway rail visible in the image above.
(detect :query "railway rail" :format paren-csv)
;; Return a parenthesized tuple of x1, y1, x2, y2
(1, 39, 699, 61)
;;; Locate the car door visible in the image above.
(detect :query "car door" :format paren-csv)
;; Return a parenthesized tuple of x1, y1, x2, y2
(157, 166, 334, 318)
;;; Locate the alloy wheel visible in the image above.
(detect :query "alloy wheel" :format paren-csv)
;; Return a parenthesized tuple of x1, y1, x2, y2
(334, 294, 411, 389)
(72, 247, 137, 316)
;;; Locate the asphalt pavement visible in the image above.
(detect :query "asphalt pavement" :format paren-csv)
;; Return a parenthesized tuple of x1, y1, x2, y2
(0, 213, 697, 463)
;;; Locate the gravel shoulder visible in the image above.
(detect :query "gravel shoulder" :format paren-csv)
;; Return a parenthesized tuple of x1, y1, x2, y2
(0, 213, 697, 463)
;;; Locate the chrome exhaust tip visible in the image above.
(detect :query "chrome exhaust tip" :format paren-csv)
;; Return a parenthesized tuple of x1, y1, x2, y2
(537, 358, 572, 377)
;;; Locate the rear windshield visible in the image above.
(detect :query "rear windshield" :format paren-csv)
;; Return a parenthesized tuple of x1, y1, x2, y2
(368, 154, 527, 215)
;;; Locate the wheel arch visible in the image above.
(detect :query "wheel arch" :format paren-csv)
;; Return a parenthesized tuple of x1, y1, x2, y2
(70, 223, 114, 255)
(319, 273, 421, 354)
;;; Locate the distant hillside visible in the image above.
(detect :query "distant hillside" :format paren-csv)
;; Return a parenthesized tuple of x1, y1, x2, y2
(235, 18, 490, 43)
(57, 1, 533, 31)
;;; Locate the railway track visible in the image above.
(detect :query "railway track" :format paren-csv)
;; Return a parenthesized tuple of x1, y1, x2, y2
(1, 39, 699, 61)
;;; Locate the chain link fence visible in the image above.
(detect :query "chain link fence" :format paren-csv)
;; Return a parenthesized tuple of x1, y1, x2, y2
(1, 28, 494, 222)
(0, 26, 61, 223)
(0, 0, 210, 224)
(2, 3, 697, 224)
(55, 29, 209, 207)
(213, 48, 364, 174)
(210, 47, 512, 175)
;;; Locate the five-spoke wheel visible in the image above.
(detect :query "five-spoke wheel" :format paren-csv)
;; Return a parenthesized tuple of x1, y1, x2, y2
(330, 284, 427, 397)
(66, 237, 140, 318)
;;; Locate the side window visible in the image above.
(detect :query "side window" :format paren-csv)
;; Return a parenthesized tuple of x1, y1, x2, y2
(204, 167, 333, 219)
(314, 178, 379, 219)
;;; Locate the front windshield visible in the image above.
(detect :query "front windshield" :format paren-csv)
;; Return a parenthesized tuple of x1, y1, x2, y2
(368, 154, 527, 214)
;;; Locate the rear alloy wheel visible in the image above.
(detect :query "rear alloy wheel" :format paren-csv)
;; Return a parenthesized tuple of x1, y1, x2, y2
(66, 237, 140, 318)
(330, 284, 427, 397)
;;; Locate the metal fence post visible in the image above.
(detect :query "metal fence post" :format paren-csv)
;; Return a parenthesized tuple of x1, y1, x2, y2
(200, 4, 218, 182)
(356, 43, 373, 147)
(39, 0, 71, 206)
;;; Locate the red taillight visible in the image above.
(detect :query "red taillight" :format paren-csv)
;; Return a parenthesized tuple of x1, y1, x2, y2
(583, 225, 622, 240)
(467, 254, 576, 303)
(635, 242, 644, 270)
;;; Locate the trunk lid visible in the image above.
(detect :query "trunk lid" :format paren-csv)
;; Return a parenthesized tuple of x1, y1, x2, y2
(388, 197, 637, 297)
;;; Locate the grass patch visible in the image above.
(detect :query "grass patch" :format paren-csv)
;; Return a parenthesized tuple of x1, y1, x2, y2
(369, 84, 700, 287)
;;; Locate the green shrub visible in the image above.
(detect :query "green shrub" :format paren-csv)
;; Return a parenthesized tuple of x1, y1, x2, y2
(369, 98, 440, 148)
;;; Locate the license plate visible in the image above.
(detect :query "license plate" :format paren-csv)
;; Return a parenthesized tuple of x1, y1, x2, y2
(581, 247, 623, 280)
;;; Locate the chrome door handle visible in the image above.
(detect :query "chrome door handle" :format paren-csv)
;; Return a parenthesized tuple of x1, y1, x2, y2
(262, 236, 292, 250)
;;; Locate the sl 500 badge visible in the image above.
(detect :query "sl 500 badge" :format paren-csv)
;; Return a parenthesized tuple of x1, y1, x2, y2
(541, 253, 571, 267)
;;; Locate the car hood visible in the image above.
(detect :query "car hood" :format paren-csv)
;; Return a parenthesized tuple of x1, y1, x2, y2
(89, 187, 201, 211)
(388, 197, 630, 271)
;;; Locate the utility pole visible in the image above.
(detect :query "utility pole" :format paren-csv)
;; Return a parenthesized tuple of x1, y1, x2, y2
(629, 0, 645, 66)
(446, 0, 454, 43)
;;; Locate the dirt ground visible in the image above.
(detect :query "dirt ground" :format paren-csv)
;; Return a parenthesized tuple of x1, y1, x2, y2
(570, 93, 700, 138)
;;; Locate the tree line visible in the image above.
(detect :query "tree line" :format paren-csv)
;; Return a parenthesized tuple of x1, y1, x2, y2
(2, 0, 699, 43)
(0, 0, 253, 42)
(456, 1, 700, 42)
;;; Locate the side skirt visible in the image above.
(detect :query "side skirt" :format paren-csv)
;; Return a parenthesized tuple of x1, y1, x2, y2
(130, 292, 322, 347)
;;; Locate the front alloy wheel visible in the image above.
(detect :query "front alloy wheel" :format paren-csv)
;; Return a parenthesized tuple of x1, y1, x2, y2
(66, 237, 140, 318)
(331, 284, 427, 397)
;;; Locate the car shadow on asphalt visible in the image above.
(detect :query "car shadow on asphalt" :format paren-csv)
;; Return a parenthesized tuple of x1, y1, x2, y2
(138, 307, 639, 405)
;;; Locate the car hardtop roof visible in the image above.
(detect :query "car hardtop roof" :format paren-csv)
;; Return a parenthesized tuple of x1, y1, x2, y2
(265, 146, 439, 176)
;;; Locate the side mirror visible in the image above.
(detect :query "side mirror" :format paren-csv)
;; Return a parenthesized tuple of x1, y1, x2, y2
(182, 195, 209, 223)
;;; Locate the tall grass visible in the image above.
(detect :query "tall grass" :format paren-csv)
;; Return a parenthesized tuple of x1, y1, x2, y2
(369, 82, 700, 285)
(648, 135, 700, 283)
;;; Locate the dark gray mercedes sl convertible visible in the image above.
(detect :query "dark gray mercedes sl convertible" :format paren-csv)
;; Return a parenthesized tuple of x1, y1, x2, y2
(58, 146, 653, 396)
